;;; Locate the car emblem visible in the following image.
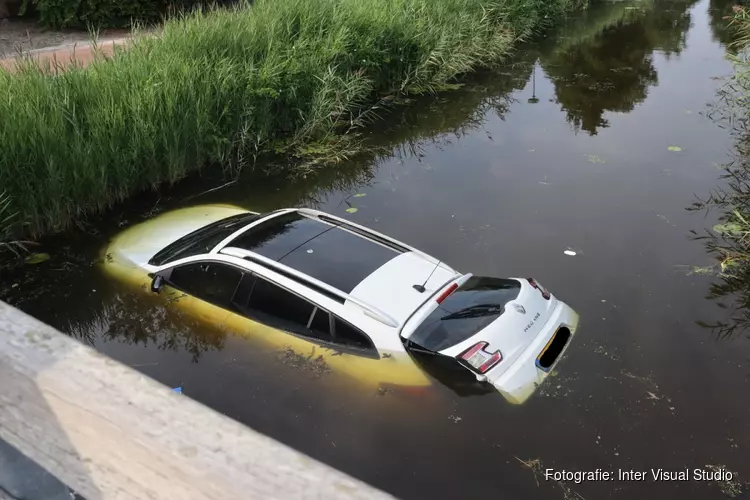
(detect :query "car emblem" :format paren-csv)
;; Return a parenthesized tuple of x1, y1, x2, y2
(513, 304, 526, 314)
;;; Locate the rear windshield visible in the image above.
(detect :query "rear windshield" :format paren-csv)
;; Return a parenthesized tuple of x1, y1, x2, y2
(408, 277, 521, 352)
(149, 212, 262, 266)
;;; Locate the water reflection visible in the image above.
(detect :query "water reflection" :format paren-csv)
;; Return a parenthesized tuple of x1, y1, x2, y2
(709, 0, 743, 48)
(690, 140, 750, 339)
(67, 290, 226, 361)
(541, 0, 696, 135)
(4, 2, 746, 499)
(691, 35, 750, 340)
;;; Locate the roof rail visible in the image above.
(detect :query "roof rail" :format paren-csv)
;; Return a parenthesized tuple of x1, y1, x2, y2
(220, 247, 400, 328)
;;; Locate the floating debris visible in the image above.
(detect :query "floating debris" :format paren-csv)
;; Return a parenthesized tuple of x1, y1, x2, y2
(586, 154, 606, 164)
(377, 386, 395, 397)
(564, 249, 577, 256)
(345, 207, 358, 214)
(712, 222, 744, 236)
(667, 146, 682, 152)
(352, 193, 367, 198)
(703, 464, 745, 497)
(277, 346, 331, 377)
(657, 214, 677, 227)
(172, 386, 183, 394)
(25, 253, 51, 264)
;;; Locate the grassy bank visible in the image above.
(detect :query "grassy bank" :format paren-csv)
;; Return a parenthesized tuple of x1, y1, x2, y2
(0, 0, 586, 239)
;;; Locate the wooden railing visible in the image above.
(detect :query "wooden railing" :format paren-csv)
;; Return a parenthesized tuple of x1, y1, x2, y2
(0, 301, 394, 500)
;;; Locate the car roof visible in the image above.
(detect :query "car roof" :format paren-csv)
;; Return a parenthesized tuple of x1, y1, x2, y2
(225, 211, 402, 293)
(220, 209, 461, 327)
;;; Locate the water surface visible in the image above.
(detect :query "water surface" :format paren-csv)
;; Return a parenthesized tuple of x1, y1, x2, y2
(3, 1, 749, 498)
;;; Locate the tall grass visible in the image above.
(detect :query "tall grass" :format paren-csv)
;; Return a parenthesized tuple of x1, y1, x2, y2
(0, 0, 587, 238)
(689, 7, 750, 338)
(0, 191, 26, 255)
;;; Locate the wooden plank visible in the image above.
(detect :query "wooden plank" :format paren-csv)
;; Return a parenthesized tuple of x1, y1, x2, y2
(0, 301, 395, 500)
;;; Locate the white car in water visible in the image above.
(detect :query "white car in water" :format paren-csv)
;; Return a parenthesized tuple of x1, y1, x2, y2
(103, 206, 579, 403)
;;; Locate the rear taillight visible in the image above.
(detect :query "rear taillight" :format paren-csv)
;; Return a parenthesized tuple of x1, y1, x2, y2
(436, 283, 459, 304)
(459, 341, 502, 373)
(527, 278, 550, 300)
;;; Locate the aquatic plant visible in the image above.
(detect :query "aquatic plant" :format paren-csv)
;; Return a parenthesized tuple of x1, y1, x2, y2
(691, 6, 750, 339)
(0, 0, 587, 238)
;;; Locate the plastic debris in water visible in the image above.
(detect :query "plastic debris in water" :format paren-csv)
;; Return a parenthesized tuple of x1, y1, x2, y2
(564, 249, 577, 256)
(172, 386, 183, 394)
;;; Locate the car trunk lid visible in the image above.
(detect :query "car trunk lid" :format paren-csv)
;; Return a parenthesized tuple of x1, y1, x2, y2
(402, 277, 557, 380)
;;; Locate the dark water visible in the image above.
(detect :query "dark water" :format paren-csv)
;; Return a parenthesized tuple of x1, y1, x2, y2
(3, 0, 750, 498)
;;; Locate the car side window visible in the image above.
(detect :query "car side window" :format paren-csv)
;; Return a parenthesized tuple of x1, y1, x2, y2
(309, 308, 333, 338)
(333, 317, 374, 350)
(245, 277, 319, 334)
(241, 276, 375, 353)
(168, 262, 243, 310)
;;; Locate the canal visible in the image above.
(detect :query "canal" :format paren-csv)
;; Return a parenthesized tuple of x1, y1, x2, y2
(2, 0, 749, 498)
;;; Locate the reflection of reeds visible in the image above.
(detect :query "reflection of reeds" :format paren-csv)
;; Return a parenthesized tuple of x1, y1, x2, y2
(66, 292, 226, 362)
(694, 10, 750, 339)
(690, 164, 750, 339)
(0, 0, 589, 240)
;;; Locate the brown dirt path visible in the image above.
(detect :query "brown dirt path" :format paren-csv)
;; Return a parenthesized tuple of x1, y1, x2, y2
(0, 19, 137, 72)
(0, 38, 130, 72)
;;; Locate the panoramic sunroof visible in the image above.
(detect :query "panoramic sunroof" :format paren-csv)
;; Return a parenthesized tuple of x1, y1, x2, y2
(228, 212, 334, 261)
(279, 225, 399, 293)
(228, 211, 399, 292)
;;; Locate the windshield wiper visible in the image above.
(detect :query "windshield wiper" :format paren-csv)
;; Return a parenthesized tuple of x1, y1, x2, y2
(440, 304, 504, 321)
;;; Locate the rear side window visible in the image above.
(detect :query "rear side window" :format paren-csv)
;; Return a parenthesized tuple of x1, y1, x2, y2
(408, 277, 521, 352)
(169, 262, 244, 310)
(334, 318, 373, 350)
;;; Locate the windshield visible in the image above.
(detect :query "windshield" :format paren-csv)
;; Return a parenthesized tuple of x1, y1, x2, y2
(148, 212, 263, 266)
(408, 277, 521, 352)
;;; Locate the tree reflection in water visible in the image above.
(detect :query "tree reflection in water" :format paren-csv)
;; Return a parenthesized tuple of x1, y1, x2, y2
(541, 0, 696, 135)
(67, 291, 226, 362)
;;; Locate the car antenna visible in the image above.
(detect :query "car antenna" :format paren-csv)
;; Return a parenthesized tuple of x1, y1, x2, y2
(413, 260, 441, 293)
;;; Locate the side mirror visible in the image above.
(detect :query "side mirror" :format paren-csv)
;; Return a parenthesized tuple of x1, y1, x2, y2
(151, 275, 165, 293)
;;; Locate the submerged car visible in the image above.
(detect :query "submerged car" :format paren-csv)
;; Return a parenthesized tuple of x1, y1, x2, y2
(102, 205, 579, 403)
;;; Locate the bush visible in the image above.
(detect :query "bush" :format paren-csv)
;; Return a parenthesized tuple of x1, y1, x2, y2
(0, 0, 587, 238)
(24, 0, 206, 28)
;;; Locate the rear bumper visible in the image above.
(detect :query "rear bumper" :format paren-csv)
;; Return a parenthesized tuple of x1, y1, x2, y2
(487, 300, 579, 404)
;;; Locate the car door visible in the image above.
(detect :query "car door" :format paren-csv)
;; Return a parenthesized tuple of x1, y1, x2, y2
(223, 275, 431, 389)
(223, 276, 378, 363)
(159, 261, 243, 330)
(224, 274, 346, 351)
